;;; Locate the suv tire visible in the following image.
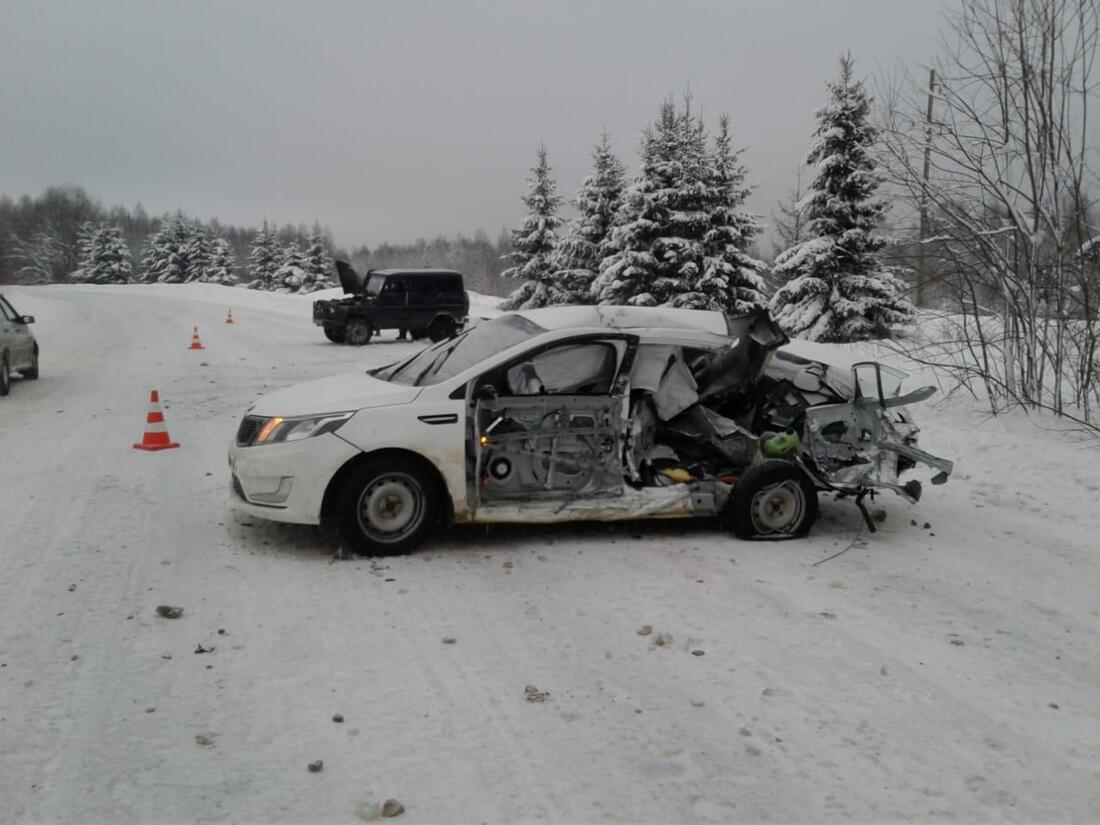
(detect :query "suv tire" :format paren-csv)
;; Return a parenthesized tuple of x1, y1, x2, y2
(428, 316, 456, 342)
(335, 456, 439, 556)
(728, 460, 818, 540)
(323, 325, 346, 344)
(345, 319, 373, 346)
(0, 355, 9, 397)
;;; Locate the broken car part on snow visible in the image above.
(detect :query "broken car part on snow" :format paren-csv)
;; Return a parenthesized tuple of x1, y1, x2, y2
(229, 305, 953, 554)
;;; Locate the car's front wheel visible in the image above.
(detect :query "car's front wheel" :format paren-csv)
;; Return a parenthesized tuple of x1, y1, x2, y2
(0, 355, 10, 397)
(23, 347, 39, 380)
(728, 460, 818, 540)
(335, 456, 439, 555)
(345, 319, 372, 346)
(323, 325, 346, 344)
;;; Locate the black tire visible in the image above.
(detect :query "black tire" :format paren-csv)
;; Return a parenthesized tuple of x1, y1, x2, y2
(729, 459, 818, 540)
(0, 355, 9, 397)
(22, 347, 39, 380)
(345, 319, 373, 346)
(335, 456, 439, 556)
(323, 325, 346, 344)
(428, 316, 456, 343)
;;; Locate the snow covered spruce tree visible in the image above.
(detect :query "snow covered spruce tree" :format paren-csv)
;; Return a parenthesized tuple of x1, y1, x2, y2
(203, 235, 237, 285)
(770, 57, 912, 341)
(500, 145, 563, 310)
(141, 213, 195, 284)
(592, 102, 681, 306)
(246, 220, 281, 290)
(698, 114, 767, 312)
(594, 98, 765, 311)
(73, 224, 133, 284)
(273, 241, 307, 292)
(183, 224, 209, 282)
(298, 226, 333, 292)
(552, 132, 625, 304)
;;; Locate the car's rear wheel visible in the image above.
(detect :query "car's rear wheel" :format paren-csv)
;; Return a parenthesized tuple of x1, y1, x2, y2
(323, 325, 346, 344)
(23, 348, 39, 380)
(729, 460, 818, 540)
(335, 456, 439, 556)
(0, 355, 9, 397)
(428, 316, 456, 342)
(345, 319, 373, 346)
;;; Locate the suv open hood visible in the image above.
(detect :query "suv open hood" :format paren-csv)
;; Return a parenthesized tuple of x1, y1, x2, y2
(249, 372, 420, 417)
(334, 260, 367, 295)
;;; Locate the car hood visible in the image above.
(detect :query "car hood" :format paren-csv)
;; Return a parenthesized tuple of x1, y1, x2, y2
(335, 260, 367, 295)
(249, 372, 421, 417)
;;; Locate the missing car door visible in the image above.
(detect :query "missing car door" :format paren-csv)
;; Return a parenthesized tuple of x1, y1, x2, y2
(471, 339, 628, 504)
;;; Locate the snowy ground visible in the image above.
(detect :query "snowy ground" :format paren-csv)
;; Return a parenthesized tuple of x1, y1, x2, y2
(1, 283, 1098, 824)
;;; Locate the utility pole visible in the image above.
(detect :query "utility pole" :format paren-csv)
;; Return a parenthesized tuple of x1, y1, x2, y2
(917, 67, 937, 308)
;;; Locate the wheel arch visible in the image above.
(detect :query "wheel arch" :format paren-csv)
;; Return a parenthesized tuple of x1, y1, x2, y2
(320, 447, 454, 526)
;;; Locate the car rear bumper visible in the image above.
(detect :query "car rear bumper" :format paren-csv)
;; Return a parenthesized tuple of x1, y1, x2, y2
(228, 433, 361, 525)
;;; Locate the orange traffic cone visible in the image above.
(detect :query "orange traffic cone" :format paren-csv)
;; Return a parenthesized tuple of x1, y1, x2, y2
(133, 390, 180, 451)
(188, 326, 204, 350)
(225, 309, 234, 325)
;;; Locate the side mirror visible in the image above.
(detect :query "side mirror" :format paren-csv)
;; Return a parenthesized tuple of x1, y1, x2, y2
(19, 315, 34, 325)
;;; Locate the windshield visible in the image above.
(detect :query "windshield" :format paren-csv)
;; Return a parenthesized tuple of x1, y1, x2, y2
(381, 314, 546, 387)
(365, 274, 386, 297)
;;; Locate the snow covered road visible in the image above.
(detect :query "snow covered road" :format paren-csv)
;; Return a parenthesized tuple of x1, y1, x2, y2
(1, 284, 1098, 824)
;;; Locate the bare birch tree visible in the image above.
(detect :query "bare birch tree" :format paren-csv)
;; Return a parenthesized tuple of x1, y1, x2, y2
(880, 0, 1100, 430)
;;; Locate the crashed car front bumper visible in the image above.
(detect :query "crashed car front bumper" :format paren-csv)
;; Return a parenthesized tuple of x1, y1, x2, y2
(227, 432, 361, 525)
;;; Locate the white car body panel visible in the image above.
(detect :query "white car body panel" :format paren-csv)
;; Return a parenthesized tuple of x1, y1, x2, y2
(229, 432, 362, 524)
(249, 372, 420, 418)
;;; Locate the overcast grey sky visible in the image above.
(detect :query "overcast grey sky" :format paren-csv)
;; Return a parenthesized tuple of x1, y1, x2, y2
(0, 0, 946, 251)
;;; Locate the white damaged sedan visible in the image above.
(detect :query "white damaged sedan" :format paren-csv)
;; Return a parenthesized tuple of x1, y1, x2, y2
(228, 306, 953, 555)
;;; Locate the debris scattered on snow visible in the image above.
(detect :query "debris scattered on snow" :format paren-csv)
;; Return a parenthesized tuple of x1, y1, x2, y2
(441, 637, 456, 645)
(872, 508, 887, 523)
(67, 584, 76, 592)
(308, 760, 323, 773)
(155, 605, 183, 619)
(194, 644, 214, 654)
(637, 625, 653, 636)
(332, 714, 344, 723)
(381, 799, 405, 818)
(524, 685, 550, 703)
(691, 649, 705, 656)
(653, 632, 673, 647)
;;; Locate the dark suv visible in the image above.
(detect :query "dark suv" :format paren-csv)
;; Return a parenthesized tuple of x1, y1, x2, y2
(313, 262, 469, 345)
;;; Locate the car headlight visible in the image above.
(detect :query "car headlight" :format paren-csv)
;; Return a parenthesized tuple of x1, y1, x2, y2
(252, 412, 354, 445)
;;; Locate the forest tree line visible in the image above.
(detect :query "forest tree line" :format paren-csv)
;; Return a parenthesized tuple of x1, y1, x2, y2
(0, 187, 518, 295)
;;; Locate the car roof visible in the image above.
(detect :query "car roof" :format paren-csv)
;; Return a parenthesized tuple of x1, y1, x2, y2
(369, 269, 462, 277)
(514, 305, 730, 336)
